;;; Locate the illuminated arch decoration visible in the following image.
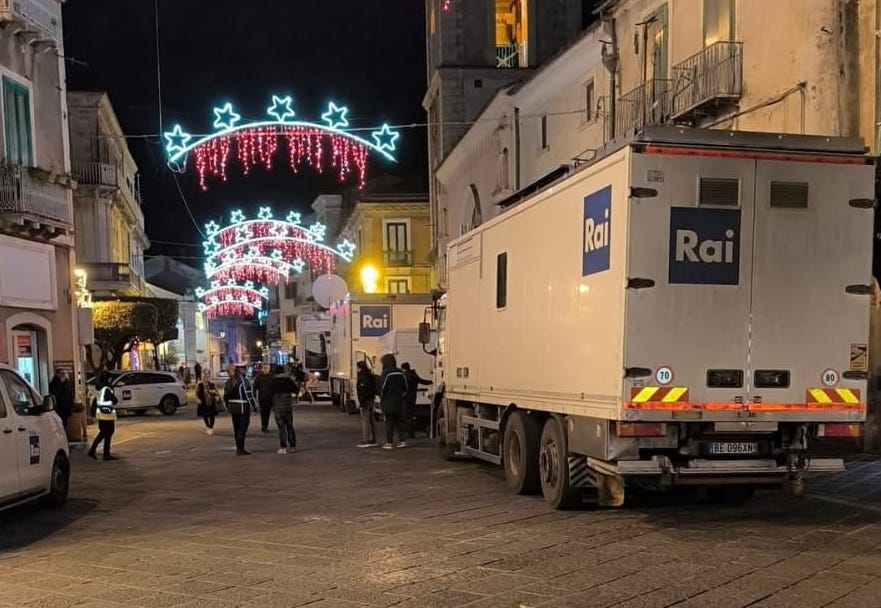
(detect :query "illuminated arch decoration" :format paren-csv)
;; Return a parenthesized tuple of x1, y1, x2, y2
(164, 96, 400, 191)
(202, 207, 356, 285)
(195, 280, 268, 319)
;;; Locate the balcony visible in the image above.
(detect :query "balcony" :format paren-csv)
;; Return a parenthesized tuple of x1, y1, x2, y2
(670, 41, 743, 124)
(0, 163, 72, 238)
(78, 262, 145, 296)
(72, 161, 143, 224)
(0, 0, 62, 44)
(496, 44, 522, 68)
(383, 250, 413, 267)
(614, 78, 672, 139)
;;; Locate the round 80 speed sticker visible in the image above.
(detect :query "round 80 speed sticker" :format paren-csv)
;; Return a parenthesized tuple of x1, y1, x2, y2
(821, 369, 839, 387)
(655, 366, 674, 386)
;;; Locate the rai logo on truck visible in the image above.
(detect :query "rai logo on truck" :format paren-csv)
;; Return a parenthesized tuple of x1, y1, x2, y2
(668, 207, 740, 285)
(359, 305, 391, 337)
(582, 186, 612, 277)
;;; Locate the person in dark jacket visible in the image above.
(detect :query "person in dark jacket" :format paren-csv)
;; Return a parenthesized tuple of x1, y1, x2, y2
(400, 362, 433, 439)
(356, 361, 377, 447)
(196, 372, 219, 435)
(253, 364, 274, 433)
(194, 361, 203, 383)
(224, 365, 256, 455)
(271, 365, 298, 454)
(49, 368, 74, 433)
(379, 354, 408, 449)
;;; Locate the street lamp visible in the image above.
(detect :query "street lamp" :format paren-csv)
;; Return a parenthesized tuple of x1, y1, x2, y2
(361, 264, 379, 293)
(256, 340, 264, 349)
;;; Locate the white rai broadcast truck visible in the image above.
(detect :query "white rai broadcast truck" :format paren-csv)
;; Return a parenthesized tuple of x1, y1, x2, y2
(329, 294, 432, 411)
(296, 313, 332, 398)
(422, 127, 875, 509)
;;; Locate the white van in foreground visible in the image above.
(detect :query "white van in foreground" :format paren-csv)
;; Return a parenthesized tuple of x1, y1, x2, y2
(0, 363, 70, 511)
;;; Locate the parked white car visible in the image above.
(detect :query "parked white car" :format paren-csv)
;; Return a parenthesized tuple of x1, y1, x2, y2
(88, 371, 188, 416)
(0, 363, 69, 511)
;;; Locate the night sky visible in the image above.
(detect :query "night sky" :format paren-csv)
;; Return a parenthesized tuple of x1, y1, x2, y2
(62, 0, 428, 264)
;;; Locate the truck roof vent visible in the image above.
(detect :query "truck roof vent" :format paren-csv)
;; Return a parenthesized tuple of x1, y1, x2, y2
(699, 178, 740, 207)
(770, 181, 809, 208)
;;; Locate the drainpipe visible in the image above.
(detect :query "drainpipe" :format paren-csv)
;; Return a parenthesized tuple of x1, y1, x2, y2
(514, 106, 521, 190)
(601, 17, 620, 139)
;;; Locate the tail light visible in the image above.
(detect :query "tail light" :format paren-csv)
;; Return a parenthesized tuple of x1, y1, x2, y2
(616, 422, 665, 437)
(818, 423, 863, 438)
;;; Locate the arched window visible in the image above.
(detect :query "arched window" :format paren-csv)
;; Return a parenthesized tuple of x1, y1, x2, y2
(499, 147, 510, 191)
(469, 184, 482, 228)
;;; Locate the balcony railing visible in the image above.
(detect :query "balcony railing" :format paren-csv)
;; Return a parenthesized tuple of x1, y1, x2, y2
(614, 78, 672, 139)
(0, 163, 71, 228)
(670, 41, 743, 123)
(496, 44, 522, 68)
(0, 0, 62, 43)
(383, 250, 413, 267)
(79, 262, 144, 295)
(72, 161, 144, 227)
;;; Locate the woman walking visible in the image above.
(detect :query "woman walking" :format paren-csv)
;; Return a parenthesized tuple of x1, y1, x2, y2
(272, 365, 298, 454)
(196, 372, 220, 435)
(379, 354, 408, 449)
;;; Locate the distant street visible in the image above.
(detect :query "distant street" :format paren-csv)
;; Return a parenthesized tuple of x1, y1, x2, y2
(2, 405, 881, 608)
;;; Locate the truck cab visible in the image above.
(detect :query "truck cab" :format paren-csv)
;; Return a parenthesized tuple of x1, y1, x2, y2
(0, 363, 70, 511)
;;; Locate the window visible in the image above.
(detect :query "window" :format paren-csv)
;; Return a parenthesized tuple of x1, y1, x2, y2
(387, 278, 411, 294)
(583, 81, 595, 123)
(304, 332, 328, 370)
(0, 370, 37, 416)
(3, 77, 33, 166)
(704, 0, 735, 46)
(284, 281, 298, 301)
(285, 316, 297, 333)
(496, 0, 529, 67)
(498, 148, 510, 191)
(384, 220, 411, 266)
(469, 184, 483, 228)
(496, 252, 507, 309)
(646, 5, 669, 80)
(540, 115, 549, 150)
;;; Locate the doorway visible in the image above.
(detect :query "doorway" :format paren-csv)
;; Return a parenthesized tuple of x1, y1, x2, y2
(11, 326, 48, 393)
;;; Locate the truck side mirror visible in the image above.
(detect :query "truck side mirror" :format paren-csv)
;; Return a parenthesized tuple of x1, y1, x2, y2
(418, 322, 431, 344)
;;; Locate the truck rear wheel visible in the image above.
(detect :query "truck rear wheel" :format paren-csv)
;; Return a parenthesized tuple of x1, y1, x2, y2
(539, 416, 581, 509)
(503, 411, 540, 494)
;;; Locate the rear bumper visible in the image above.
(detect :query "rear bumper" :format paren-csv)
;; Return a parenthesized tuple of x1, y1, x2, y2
(622, 409, 866, 424)
(589, 456, 846, 483)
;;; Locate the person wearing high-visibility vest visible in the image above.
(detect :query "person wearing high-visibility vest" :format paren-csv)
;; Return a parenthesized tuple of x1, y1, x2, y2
(89, 372, 119, 461)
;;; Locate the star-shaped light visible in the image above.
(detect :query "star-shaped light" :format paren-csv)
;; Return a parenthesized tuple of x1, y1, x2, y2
(257, 206, 273, 220)
(213, 103, 241, 130)
(371, 124, 400, 153)
(244, 280, 255, 290)
(221, 251, 236, 264)
(230, 210, 246, 224)
(270, 249, 284, 261)
(259, 287, 270, 298)
(267, 95, 296, 122)
(286, 211, 302, 225)
(247, 246, 261, 258)
(163, 125, 192, 155)
(308, 222, 327, 242)
(204, 261, 217, 275)
(198, 303, 207, 312)
(239, 294, 250, 303)
(194, 287, 206, 297)
(210, 280, 221, 289)
(203, 240, 221, 256)
(269, 222, 286, 237)
(234, 225, 249, 243)
(225, 293, 235, 301)
(226, 279, 237, 287)
(210, 296, 220, 305)
(321, 102, 349, 130)
(204, 220, 221, 236)
(291, 259, 306, 273)
(337, 239, 356, 260)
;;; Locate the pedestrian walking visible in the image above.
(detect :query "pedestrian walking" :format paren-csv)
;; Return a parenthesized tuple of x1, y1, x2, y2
(196, 372, 219, 435)
(401, 362, 433, 439)
(178, 363, 186, 381)
(88, 370, 119, 461)
(356, 361, 377, 447)
(194, 361, 203, 383)
(224, 365, 256, 455)
(271, 365, 298, 454)
(49, 368, 74, 434)
(253, 364, 274, 433)
(379, 354, 408, 449)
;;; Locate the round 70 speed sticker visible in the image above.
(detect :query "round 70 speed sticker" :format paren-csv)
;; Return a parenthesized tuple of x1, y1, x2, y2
(655, 366, 674, 386)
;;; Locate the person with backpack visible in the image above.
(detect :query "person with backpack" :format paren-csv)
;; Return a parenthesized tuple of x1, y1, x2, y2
(379, 354, 408, 449)
(224, 365, 256, 455)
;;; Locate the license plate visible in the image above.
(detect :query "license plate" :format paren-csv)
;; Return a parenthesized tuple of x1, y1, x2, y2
(709, 441, 759, 455)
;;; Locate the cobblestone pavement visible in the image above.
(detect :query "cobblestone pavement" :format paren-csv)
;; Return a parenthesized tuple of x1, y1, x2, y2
(3, 405, 881, 608)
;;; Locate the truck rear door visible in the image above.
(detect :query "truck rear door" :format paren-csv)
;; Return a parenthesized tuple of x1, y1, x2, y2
(624, 151, 756, 412)
(748, 159, 874, 416)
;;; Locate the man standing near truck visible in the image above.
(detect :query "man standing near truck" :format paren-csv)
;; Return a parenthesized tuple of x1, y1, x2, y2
(356, 361, 377, 447)
(379, 354, 408, 449)
(401, 362, 432, 439)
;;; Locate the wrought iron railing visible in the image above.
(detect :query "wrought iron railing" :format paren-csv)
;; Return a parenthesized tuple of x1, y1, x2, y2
(72, 161, 144, 222)
(614, 79, 672, 139)
(79, 262, 144, 293)
(0, 164, 71, 225)
(670, 41, 743, 120)
(496, 44, 521, 68)
(383, 250, 413, 267)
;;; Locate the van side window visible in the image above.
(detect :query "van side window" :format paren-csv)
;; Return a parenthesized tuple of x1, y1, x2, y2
(0, 371, 37, 416)
(496, 252, 508, 309)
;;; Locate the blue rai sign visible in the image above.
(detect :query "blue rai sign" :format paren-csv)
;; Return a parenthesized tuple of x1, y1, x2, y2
(359, 305, 392, 337)
(582, 186, 612, 276)
(668, 207, 741, 285)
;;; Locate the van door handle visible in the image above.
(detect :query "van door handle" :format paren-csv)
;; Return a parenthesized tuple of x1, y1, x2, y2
(2, 428, 12, 434)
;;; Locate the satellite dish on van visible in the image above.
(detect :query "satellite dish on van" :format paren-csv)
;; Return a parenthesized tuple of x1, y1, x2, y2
(312, 274, 348, 309)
